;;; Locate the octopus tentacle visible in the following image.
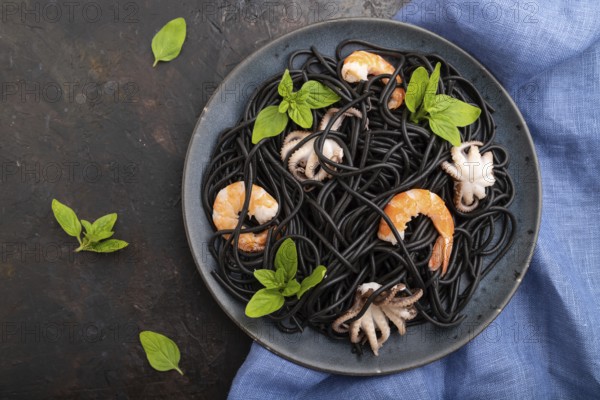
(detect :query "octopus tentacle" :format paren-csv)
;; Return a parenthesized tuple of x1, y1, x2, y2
(280, 131, 310, 161)
(319, 107, 368, 131)
(456, 196, 480, 212)
(376, 283, 406, 306)
(331, 283, 422, 356)
(382, 307, 408, 335)
(371, 306, 390, 354)
(350, 317, 363, 342)
(359, 310, 380, 355)
(389, 288, 423, 308)
(441, 161, 461, 180)
(332, 292, 368, 333)
(454, 141, 483, 156)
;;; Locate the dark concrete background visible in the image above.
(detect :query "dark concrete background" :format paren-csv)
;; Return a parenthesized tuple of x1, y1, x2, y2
(0, 0, 402, 398)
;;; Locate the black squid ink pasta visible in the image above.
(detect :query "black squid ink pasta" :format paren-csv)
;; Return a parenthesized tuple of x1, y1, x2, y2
(201, 39, 516, 353)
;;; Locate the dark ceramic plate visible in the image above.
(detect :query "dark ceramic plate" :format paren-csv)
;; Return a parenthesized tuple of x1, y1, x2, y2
(182, 18, 541, 375)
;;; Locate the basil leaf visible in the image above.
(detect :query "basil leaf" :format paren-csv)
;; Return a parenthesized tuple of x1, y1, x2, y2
(298, 265, 327, 299)
(405, 67, 429, 113)
(252, 105, 289, 144)
(274, 238, 297, 282)
(87, 230, 114, 242)
(275, 267, 286, 287)
(282, 279, 300, 297)
(86, 239, 129, 253)
(278, 99, 290, 113)
(92, 213, 117, 234)
(139, 331, 183, 375)
(151, 17, 187, 67)
(424, 62, 442, 110)
(430, 95, 481, 127)
(278, 69, 293, 98)
(254, 269, 282, 289)
(288, 103, 313, 129)
(81, 220, 93, 235)
(245, 288, 285, 318)
(426, 94, 455, 116)
(426, 115, 462, 147)
(298, 81, 340, 109)
(82, 213, 117, 242)
(52, 199, 82, 240)
(297, 89, 310, 102)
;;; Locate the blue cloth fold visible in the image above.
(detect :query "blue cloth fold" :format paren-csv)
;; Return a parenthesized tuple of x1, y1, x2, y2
(228, 1, 600, 398)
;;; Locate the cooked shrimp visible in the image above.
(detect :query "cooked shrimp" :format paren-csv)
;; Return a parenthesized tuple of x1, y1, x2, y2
(212, 181, 278, 252)
(342, 50, 405, 109)
(377, 189, 454, 276)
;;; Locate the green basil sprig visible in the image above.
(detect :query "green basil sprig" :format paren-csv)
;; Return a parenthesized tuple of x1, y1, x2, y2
(251, 69, 341, 144)
(245, 238, 327, 318)
(405, 62, 481, 146)
(151, 17, 187, 67)
(51, 199, 128, 253)
(139, 331, 184, 375)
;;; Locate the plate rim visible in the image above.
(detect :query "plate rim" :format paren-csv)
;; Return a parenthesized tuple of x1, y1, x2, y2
(182, 17, 542, 375)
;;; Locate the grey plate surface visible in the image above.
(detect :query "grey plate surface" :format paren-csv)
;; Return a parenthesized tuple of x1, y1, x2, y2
(182, 18, 542, 375)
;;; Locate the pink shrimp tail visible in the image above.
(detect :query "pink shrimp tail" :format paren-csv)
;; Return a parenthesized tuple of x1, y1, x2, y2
(429, 235, 453, 276)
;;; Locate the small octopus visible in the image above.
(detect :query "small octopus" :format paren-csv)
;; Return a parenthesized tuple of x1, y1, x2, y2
(441, 141, 496, 213)
(332, 282, 423, 356)
(280, 107, 365, 182)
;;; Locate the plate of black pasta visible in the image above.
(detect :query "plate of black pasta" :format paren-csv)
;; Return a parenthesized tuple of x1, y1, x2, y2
(182, 18, 541, 375)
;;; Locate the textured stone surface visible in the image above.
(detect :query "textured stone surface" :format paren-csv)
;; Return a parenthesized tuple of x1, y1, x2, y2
(0, 1, 400, 398)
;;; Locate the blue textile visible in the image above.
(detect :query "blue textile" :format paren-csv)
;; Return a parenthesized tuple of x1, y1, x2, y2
(228, 1, 600, 398)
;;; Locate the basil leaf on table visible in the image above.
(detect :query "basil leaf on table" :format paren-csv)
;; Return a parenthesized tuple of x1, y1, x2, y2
(85, 239, 129, 253)
(84, 229, 114, 243)
(52, 199, 129, 253)
(91, 213, 117, 234)
(51, 199, 82, 241)
(81, 213, 117, 242)
(151, 17, 187, 67)
(81, 220, 94, 239)
(139, 331, 184, 375)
